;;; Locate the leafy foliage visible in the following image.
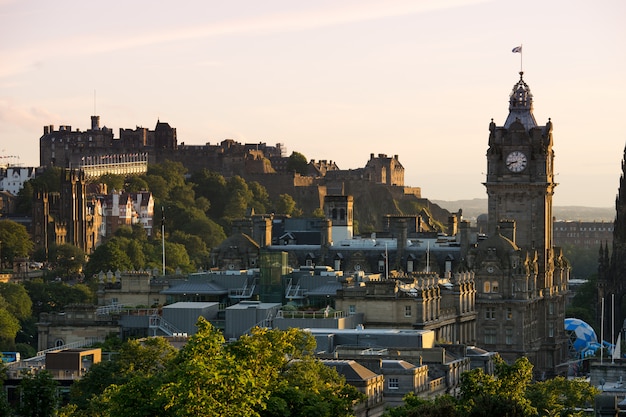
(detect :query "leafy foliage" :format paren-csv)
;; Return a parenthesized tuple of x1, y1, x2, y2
(386, 355, 598, 417)
(286, 151, 308, 175)
(62, 322, 362, 417)
(17, 370, 60, 417)
(0, 220, 34, 267)
(24, 280, 94, 316)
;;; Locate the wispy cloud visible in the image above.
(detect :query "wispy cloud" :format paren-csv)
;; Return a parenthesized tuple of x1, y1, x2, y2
(0, 0, 487, 79)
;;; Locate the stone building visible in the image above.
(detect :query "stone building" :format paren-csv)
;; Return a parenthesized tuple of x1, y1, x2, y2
(0, 166, 37, 196)
(37, 305, 118, 351)
(335, 271, 476, 345)
(32, 169, 102, 255)
(466, 71, 569, 377)
(598, 145, 626, 338)
(553, 220, 613, 250)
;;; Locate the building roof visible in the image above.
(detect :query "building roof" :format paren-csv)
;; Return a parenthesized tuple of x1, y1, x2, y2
(305, 281, 343, 297)
(322, 359, 380, 382)
(381, 359, 418, 370)
(503, 72, 538, 130)
(161, 281, 228, 295)
(162, 301, 219, 309)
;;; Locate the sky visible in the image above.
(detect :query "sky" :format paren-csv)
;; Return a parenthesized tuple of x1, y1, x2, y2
(1, 0, 625, 208)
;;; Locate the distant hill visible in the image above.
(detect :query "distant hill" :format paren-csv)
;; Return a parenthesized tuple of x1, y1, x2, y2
(432, 199, 614, 223)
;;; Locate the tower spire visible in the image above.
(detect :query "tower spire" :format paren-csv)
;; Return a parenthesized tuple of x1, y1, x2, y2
(503, 71, 537, 130)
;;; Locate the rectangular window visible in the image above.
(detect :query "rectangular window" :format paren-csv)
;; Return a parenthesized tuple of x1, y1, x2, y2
(548, 302, 554, 315)
(405, 305, 412, 317)
(505, 328, 513, 345)
(485, 307, 496, 320)
(349, 305, 356, 315)
(548, 322, 554, 338)
(484, 328, 497, 344)
(506, 307, 513, 320)
(388, 378, 399, 389)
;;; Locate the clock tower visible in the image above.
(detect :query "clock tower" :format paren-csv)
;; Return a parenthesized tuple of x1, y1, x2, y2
(469, 71, 568, 378)
(485, 71, 555, 280)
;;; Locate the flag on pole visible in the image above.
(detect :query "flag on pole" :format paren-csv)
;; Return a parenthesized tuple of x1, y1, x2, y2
(512, 45, 522, 53)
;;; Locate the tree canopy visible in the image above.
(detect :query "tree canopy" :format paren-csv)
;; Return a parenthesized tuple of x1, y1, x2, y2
(60, 322, 363, 417)
(385, 355, 598, 417)
(0, 219, 34, 267)
(286, 152, 308, 175)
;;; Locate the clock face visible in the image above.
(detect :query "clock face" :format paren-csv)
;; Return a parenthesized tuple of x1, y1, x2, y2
(506, 151, 527, 172)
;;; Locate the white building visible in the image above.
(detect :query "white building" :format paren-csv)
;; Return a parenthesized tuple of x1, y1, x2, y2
(0, 166, 37, 195)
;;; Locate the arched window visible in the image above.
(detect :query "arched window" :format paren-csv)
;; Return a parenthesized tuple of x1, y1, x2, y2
(483, 281, 491, 293)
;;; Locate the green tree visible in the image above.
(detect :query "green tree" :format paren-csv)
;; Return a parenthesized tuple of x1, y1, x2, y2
(84, 241, 133, 278)
(67, 337, 176, 415)
(384, 394, 458, 417)
(0, 220, 34, 268)
(125, 176, 149, 193)
(147, 161, 187, 190)
(24, 280, 94, 316)
(0, 362, 12, 417)
(459, 356, 536, 417)
(286, 151, 308, 175)
(143, 174, 169, 200)
(566, 275, 597, 325)
(15, 167, 63, 215)
(311, 207, 325, 218)
(98, 174, 125, 192)
(18, 370, 59, 417)
(190, 169, 228, 218)
(170, 231, 210, 269)
(0, 283, 32, 321)
(223, 176, 253, 219)
(0, 307, 20, 348)
(249, 181, 270, 214)
(275, 194, 297, 216)
(48, 244, 86, 278)
(526, 376, 598, 417)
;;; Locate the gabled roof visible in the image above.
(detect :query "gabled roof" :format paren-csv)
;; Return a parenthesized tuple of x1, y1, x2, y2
(322, 359, 380, 382)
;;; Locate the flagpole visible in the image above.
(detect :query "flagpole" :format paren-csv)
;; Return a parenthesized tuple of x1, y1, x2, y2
(520, 44, 523, 72)
(601, 297, 605, 364)
(161, 206, 166, 276)
(612, 293, 615, 363)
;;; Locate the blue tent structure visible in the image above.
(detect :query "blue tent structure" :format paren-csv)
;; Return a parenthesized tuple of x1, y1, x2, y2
(564, 318, 602, 359)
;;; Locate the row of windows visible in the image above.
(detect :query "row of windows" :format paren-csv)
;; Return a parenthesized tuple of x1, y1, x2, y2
(554, 227, 612, 232)
(485, 307, 513, 320)
(484, 323, 555, 345)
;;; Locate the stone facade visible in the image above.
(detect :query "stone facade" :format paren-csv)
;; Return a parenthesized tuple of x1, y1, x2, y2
(553, 220, 613, 250)
(37, 305, 118, 351)
(470, 72, 569, 378)
(31, 169, 102, 255)
(598, 145, 626, 337)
